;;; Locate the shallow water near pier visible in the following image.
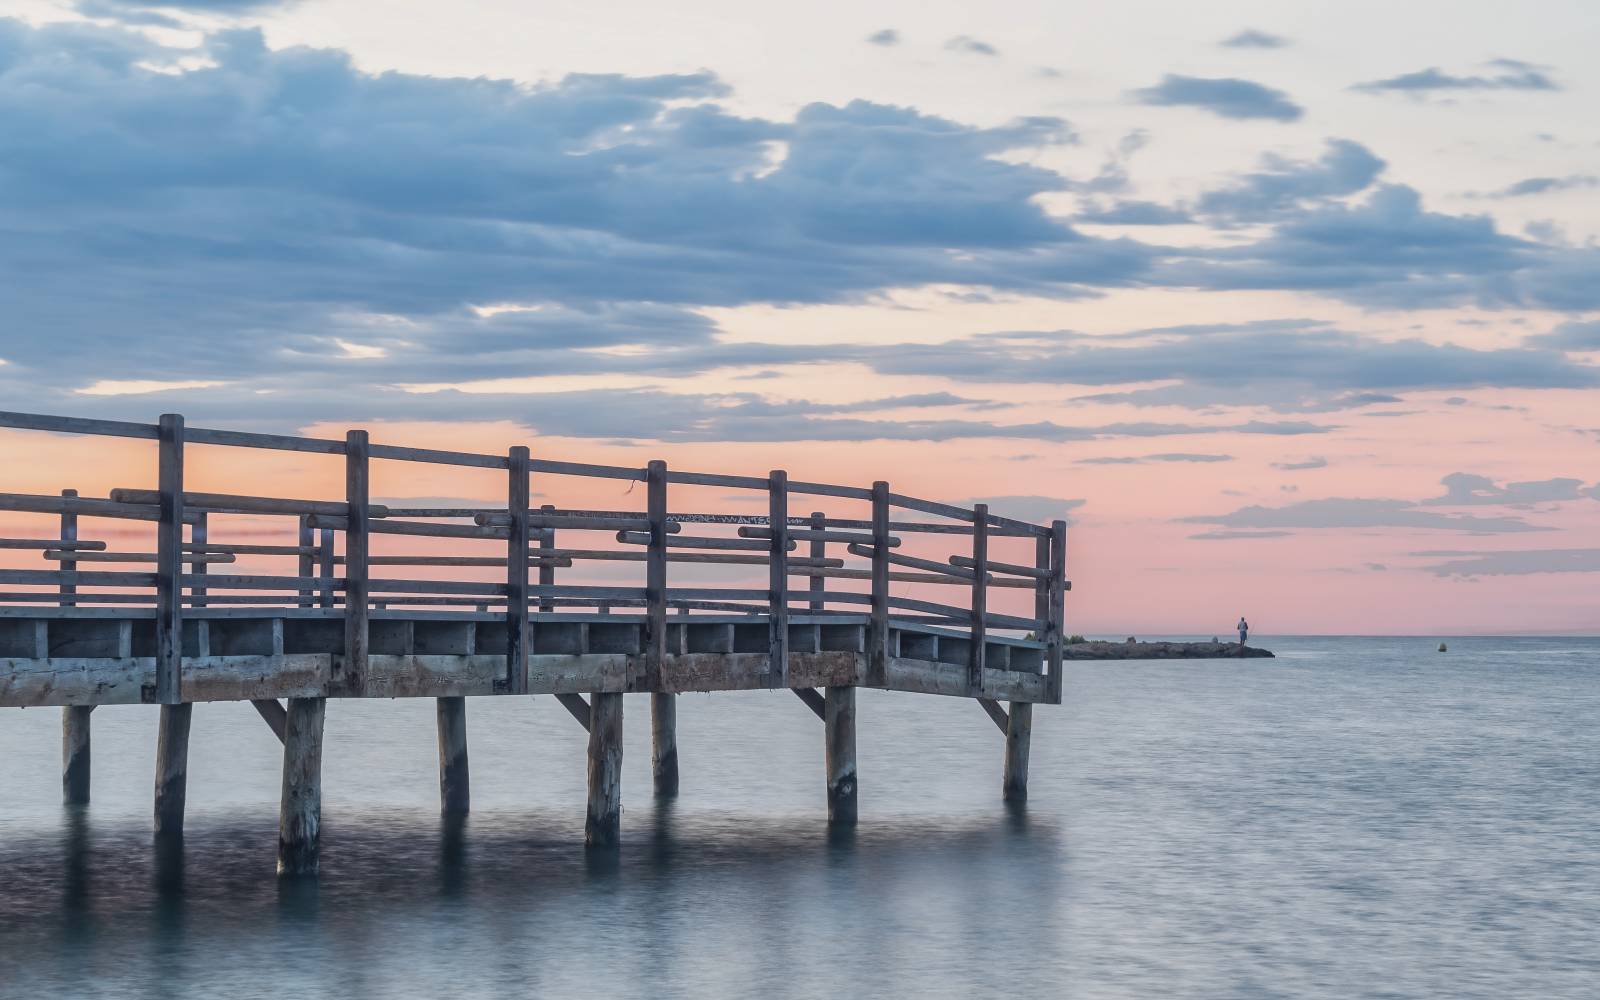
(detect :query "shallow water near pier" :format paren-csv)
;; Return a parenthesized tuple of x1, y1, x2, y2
(2, 635, 1597, 999)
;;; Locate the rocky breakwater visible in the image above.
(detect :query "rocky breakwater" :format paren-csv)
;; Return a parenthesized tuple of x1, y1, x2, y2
(1061, 639, 1274, 660)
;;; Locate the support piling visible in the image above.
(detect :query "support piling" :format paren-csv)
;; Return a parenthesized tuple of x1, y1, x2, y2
(62, 705, 92, 805)
(651, 692, 678, 797)
(153, 702, 192, 838)
(436, 696, 470, 814)
(585, 692, 622, 847)
(1003, 701, 1031, 803)
(278, 697, 326, 876)
(825, 686, 857, 825)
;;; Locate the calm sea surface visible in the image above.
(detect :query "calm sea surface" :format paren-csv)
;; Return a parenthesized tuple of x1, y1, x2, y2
(2, 636, 1596, 998)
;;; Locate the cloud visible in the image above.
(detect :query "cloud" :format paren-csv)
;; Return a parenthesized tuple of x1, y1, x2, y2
(1353, 62, 1560, 95)
(1130, 74, 1303, 121)
(1196, 139, 1385, 222)
(865, 28, 899, 46)
(1527, 321, 1600, 352)
(1075, 200, 1194, 225)
(962, 495, 1085, 524)
(1487, 175, 1599, 198)
(945, 35, 999, 56)
(1079, 453, 1233, 464)
(1413, 548, 1600, 577)
(1272, 457, 1328, 471)
(1188, 530, 1292, 540)
(1220, 30, 1289, 49)
(1184, 497, 1551, 534)
(1423, 473, 1597, 507)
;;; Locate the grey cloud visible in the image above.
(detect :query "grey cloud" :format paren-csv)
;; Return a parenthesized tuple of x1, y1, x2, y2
(865, 28, 900, 46)
(1528, 321, 1600, 352)
(1189, 530, 1292, 540)
(1489, 175, 1598, 198)
(1272, 457, 1328, 470)
(1353, 62, 1560, 94)
(1184, 497, 1550, 534)
(1075, 200, 1193, 225)
(1414, 548, 1600, 576)
(1079, 453, 1232, 464)
(1220, 30, 1290, 49)
(1130, 74, 1303, 122)
(1197, 139, 1385, 222)
(1423, 472, 1597, 507)
(945, 35, 999, 56)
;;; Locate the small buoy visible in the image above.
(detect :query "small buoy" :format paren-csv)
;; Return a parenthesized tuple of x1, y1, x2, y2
(1437, 642, 1447, 652)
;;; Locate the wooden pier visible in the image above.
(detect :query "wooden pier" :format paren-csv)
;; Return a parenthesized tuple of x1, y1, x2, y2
(0, 411, 1067, 874)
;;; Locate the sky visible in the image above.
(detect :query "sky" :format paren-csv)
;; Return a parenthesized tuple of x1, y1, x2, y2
(0, 0, 1597, 635)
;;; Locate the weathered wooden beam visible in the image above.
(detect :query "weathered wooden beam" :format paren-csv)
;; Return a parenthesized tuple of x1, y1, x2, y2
(617, 531, 792, 551)
(343, 430, 369, 694)
(537, 504, 556, 612)
(1046, 520, 1067, 705)
(951, 554, 1049, 580)
(437, 696, 469, 814)
(298, 516, 314, 608)
(62, 705, 93, 804)
(825, 686, 857, 826)
(278, 697, 325, 876)
(846, 543, 978, 580)
(153, 702, 191, 837)
(506, 445, 530, 696)
(585, 692, 623, 848)
(768, 469, 788, 689)
(190, 510, 209, 609)
(58, 489, 78, 609)
(155, 414, 184, 704)
(252, 698, 288, 744)
(807, 512, 826, 612)
(1003, 701, 1032, 803)
(554, 692, 592, 731)
(869, 481, 890, 687)
(792, 686, 826, 720)
(318, 527, 335, 610)
(977, 697, 1009, 734)
(0, 492, 199, 523)
(307, 514, 515, 541)
(968, 503, 988, 696)
(651, 692, 678, 797)
(109, 488, 390, 519)
(644, 460, 667, 692)
(0, 537, 107, 550)
(43, 550, 235, 564)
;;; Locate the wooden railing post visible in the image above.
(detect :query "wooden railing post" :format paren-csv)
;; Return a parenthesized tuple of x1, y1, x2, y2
(808, 511, 825, 612)
(190, 510, 208, 609)
(538, 503, 556, 612)
(506, 446, 530, 695)
(768, 470, 789, 688)
(869, 481, 890, 686)
(317, 527, 335, 609)
(343, 430, 369, 693)
(644, 460, 667, 691)
(154, 413, 184, 705)
(1046, 519, 1067, 704)
(968, 503, 988, 696)
(297, 514, 314, 609)
(59, 488, 76, 608)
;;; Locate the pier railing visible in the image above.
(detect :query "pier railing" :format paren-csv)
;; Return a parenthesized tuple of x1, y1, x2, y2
(0, 411, 1067, 703)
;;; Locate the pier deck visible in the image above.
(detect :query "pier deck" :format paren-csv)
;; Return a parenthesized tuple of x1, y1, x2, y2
(0, 409, 1067, 873)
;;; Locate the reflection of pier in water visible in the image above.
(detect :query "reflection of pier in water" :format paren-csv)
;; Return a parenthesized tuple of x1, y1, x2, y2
(0, 410, 1067, 875)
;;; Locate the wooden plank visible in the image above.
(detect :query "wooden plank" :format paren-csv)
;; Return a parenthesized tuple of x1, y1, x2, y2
(741, 526, 898, 547)
(662, 470, 767, 490)
(969, 503, 988, 695)
(845, 543, 977, 580)
(616, 531, 789, 551)
(644, 460, 667, 692)
(537, 504, 556, 612)
(0, 410, 157, 439)
(0, 538, 106, 550)
(506, 445, 530, 696)
(251, 698, 288, 744)
(651, 692, 678, 796)
(436, 696, 470, 813)
(951, 554, 1049, 580)
(977, 697, 1009, 733)
(306, 515, 514, 541)
(585, 692, 623, 848)
(344, 430, 370, 694)
(554, 691, 592, 731)
(187, 426, 343, 455)
(318, 527, 335, 609)
(825, 686, 857, 825)
(768, 470, 788, 688)
(59, 489, 78, 609)
(808, 512, 825, 612)
(298, 516, 314, 608)
(1004, 702, 1032, 802)
(792, 686, 826, 720)
(869, 481, 890, 687)
(278, 697, 326, 876)
(367, 442, 507, 469)
(1047, 520, 1067, 704)
(787, 566, 1030, 589)
(46, 550, 236, 564)
(0, 492, 198, 523)
(190, 511, 209, 609)
(155, 414, 184, 704)
(109, 489, 388, 519)
(528, 458, 644, 482)
(784, 480, 875, 501)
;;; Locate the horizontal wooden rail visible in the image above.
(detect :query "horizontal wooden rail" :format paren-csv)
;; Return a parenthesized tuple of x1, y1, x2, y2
(615, 531, 796, 552)
(845, 543, 977, 580)
(0, 493, 200, 524)
(44, 551, 235, 564)
(0, 538, 108, 550)
(109, 489, 391, 519)
(738, 526, 900, 547)
(949, 554, 1049, 580)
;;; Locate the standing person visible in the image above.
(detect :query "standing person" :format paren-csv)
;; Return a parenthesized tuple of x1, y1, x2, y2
(1237, 616, 1249, 646)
